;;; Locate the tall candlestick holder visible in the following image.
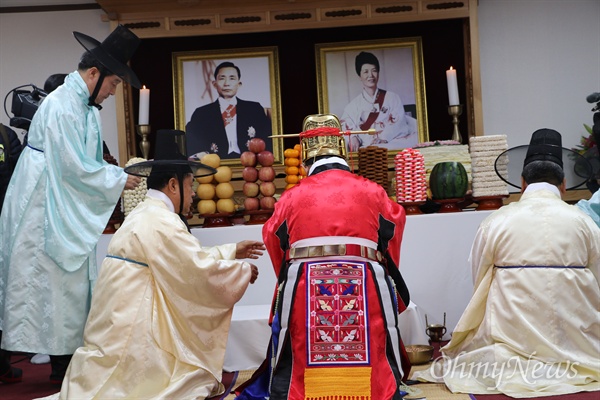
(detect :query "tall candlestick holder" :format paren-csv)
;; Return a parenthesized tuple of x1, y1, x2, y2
(448, 105, 463, 144)
(136, 124, 151, 159)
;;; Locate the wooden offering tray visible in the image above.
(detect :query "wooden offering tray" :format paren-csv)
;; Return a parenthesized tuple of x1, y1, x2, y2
(244, 209, 273, 225)
(473, 195, 509, 211)
(434, 198, 465, 213)
(399, 201, 426, 215)
(201, 212, 234, 228)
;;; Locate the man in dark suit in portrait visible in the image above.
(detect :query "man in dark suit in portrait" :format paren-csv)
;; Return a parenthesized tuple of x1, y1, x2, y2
(186, 61, 272, 159)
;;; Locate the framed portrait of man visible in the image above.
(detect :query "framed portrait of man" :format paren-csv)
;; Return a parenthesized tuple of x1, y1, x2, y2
(315, 37, 428, 156)
(173, 46, 283, 167)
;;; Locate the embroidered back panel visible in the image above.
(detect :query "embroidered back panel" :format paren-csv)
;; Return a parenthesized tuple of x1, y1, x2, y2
(306, 260, 369, 366)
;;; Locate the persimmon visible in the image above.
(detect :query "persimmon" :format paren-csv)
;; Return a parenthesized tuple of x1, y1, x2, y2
(285, 174, 299, 184)
(284, 148, 300, 158)
(285, 166, 299, 175)
(284, 157, 300, 167)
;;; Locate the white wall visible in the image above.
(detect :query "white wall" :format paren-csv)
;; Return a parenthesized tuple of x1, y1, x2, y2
(478, 0, 600, 149)
(0, 10, 115, 158)
(1, 0, 598, 163)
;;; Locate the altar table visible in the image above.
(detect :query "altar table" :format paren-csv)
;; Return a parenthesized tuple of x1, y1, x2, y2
(97, 209, 493, 371)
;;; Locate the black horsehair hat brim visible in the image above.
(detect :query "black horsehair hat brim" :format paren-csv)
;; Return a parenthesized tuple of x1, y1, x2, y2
(124, 160, 217, 178)
(495, 144, 593, 190)
(73, 27, 141, 89)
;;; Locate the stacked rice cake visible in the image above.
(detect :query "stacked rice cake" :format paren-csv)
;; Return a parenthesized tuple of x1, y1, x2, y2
(469, 135, 509, 198)
(394, 148, 427, 203)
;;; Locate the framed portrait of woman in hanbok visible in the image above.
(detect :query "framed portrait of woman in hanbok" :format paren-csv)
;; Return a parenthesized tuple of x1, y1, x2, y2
(172, 46, 284, 167)
(315, 37, 428, 156)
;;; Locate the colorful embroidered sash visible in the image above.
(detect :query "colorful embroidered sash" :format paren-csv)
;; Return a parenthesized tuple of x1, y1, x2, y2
(307, 261, 369, 366)
(305, 260, 372, 399)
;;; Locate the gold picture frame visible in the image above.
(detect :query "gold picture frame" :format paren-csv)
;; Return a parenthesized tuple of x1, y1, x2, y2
(172, 46, 283, 168)
(315, 37, 428, 156)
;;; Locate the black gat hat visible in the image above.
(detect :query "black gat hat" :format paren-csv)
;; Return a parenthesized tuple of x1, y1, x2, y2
(73, 25, 142, 89)
(125, 129, 216, 178)
(495, 128, 593, 190)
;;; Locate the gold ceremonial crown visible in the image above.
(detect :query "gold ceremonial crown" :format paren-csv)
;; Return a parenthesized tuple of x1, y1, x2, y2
(300, 114, 347, 161)
(269, 113, 376, 163)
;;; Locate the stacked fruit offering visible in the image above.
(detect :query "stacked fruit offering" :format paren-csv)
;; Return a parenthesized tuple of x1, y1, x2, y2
(195, 153, 236, 215)
(240, 138, 277, 211)
(394, 148, 427, 203)
(283, 144, 307, 190)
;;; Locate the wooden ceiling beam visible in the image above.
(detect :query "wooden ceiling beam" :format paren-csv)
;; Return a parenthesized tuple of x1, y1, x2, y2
(95, 0, 471, 38)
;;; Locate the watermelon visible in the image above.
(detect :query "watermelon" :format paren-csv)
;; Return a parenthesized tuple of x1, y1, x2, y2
(429, 161, 468, 199)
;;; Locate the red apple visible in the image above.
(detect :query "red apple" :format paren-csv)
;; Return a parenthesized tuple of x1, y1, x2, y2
(244, 197, 260, 211)
(259, 181, 276, 197)
(260, 196, 276, 210)
(242, 166, 258, 182)
(243, 182, 260, 198)
(258, 166, 275, 182)
(240, 151, 257, 167)
(248, 138, 266, 154)
(257, 150, 274, 167)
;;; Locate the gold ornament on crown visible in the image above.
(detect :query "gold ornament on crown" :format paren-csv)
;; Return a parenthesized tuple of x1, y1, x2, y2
(270, 113, 376, 162)
(301, 114, 347, 161)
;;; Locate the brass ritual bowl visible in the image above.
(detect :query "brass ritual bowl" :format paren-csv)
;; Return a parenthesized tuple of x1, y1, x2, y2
(406, 344, 434, 365)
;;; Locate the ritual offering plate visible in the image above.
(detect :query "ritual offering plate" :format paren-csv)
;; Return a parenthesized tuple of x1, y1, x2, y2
(230, 210, 247, 225)
(244, 209, 273, 225)
(405, 344, 434, 365)
(201, 212, 234, 228)
(434, 198, 465, 213)
(473, 195, 509, 211)
(399, 201, 426, 215)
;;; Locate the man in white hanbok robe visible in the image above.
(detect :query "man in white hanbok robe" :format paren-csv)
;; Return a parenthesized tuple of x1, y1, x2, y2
(0, 25, 142, 383)
(414, 129, 600, 398)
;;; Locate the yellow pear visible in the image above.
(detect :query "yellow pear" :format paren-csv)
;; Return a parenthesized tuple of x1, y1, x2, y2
(197, 199, 217, 215)
(196, 183, 215, 200)
(216, 198, 235, 213)
(215, 182, 234, 199)
(196, 175, 213, 184)
(201, 153, 221, 169)
(214, 166, 232, 183)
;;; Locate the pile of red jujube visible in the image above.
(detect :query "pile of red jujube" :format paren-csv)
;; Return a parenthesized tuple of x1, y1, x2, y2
(240, 138, 277, 211)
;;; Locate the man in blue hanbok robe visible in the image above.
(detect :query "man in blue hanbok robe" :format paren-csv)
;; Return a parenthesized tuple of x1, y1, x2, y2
(0, 25, 142, 384)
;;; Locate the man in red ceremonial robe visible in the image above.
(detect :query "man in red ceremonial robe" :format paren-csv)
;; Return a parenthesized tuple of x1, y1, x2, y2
(237, 115, 411, 400)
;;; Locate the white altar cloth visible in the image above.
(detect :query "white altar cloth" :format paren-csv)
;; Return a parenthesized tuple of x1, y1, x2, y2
(98, 210, 493, 371)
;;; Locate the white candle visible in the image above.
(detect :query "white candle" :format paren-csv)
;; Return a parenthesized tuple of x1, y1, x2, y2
(138, 85, 150, 125)
(446, 67, 460, 106)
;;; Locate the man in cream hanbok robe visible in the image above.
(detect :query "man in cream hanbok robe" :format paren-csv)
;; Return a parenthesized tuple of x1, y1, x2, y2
(51, 129, 263, 399)
(414, 129, 600, 398)
(56, 195, 256, 399)
(435, 184, 600, 397)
